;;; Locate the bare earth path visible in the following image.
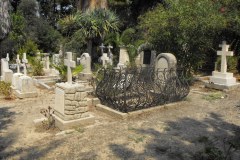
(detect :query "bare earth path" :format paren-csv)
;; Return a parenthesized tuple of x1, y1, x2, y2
(0, 83, 240, 160)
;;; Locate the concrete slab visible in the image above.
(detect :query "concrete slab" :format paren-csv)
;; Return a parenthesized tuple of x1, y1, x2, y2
(53, 113, 95, 130)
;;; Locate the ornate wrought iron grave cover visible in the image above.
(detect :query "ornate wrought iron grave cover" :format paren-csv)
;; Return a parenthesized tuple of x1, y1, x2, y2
(96, 67, 190, 113)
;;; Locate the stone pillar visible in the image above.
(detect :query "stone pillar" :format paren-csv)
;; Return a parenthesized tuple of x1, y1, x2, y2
(117, 46, 129, 69)
(53, 83, 95, 130)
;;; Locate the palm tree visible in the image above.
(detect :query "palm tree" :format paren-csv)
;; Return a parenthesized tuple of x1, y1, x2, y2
(76, 8, 119, 56)
(76, 0, 108, 11)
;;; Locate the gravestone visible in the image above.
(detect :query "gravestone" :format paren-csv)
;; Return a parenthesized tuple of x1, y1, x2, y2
(53, 52, 95, 130)
(64, 52, 76, 84)
(207, 41, 239, 90)
(14, 53, 38, 98)
(1, 53, 13, 83)
(155, 53, 177, 70)
(135, 43, 156, 67)
(12, 54, 23, 90)
(100, 53, 110, 68)
(107, 44, 113, 65)
(117, 46, 129, 69)
(78, 53, 92, 80)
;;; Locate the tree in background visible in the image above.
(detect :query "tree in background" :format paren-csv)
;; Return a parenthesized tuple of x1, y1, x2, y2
(59, 8, 119, 57)
(139, 0, 240, 74)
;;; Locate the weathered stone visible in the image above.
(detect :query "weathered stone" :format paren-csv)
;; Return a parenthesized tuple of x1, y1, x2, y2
(65, 94, 75, 100)
(65, 110, 77, 115)
(75, 92, 88, 101)
(71, 101, 78, 106)
(81, 113, 90, 118)
(64, 88, 76, 94)
(76, 107, 88, 113)
(65, 105, 76, 111)
(76, 87, 88, 92)
(65, 100, 72, 105)
(78, 101, 88, 107)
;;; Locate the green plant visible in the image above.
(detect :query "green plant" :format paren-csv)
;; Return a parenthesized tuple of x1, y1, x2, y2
(139, 0, 227, 74)
(30, 57, 44, 76)
(203, 92, 224, 101)
(216, 56, 238, 73)
(17, 39, 39, 57)
(52, 62, 84, 82)
(0, 81, 12, 99)
(40, 106, 55, 130)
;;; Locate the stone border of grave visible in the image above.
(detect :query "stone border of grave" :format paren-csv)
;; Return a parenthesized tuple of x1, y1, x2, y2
(96, 101, 186, 120)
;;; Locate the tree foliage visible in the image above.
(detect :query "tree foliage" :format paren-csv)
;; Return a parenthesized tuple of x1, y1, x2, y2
(139, 0, 240, 73)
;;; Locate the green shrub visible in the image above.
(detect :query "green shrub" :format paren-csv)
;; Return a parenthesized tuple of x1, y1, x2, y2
(216, 56, 238, 73)
(30, 58, 44, 76)
(17, 39, 39, 57)
(0, 81, 12, 99)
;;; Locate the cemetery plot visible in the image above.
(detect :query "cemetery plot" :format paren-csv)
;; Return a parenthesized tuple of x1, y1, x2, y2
(96, 67, 190, 113)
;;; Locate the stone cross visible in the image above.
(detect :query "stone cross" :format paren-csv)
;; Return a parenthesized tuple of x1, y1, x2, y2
(217, 41, 233, 73)
(16, 54, 21, 73)
(107, 44, 113, 65)
(64, 52, 76, 84)
(22, 53, 28, 76)
(99, 43, 105, 55)
(6, 53, 9, 61)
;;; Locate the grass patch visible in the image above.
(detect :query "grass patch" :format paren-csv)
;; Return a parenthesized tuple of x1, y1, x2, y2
(203, 92, 224, 101)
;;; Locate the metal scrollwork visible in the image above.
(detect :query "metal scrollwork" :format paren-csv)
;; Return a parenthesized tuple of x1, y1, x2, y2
(96, 67, 190, 113)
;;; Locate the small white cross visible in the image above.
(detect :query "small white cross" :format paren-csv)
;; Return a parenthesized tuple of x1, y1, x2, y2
(22, 53, 28, 76)
(16, 54, 21, 73)
(99, 43, 106, 54)
(6, 53, 9, 61)
(107, 44, 113, 53)
(64, 52, 76, 84)
(217, 41, 233, 73)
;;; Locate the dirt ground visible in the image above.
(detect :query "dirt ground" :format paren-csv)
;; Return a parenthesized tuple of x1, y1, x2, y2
(0, 82, 240, 160)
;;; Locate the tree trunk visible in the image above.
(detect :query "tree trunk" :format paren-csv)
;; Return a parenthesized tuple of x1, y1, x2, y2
(76, 0, 108, 11)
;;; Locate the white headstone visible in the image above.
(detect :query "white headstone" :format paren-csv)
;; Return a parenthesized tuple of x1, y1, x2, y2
(79, 53, 92, 74)
(22, 53, 28, 76)
(217, 41, 233, 73)
(99, 43, 106, 55)
(117, 46, 129, 68)
(1, 54, 13, 83)
(155, 53, 177, 70)
(64, 52, 76, 84)
(16, 54, 21, 73)
(209, 41, 237, 86)
(107, 44, 113, 65)
(100, 53, 110, 68)
(45, 55, 50, 70)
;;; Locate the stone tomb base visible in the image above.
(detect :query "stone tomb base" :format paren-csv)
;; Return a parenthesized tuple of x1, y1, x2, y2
(13, 75, 38, 98)
(207, 71, 240, 90)
(53, 83, 95, 130)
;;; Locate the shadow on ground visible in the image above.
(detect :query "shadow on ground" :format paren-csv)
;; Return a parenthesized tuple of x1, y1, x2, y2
(110, 113, 240, 160)
(0, 106, 63, 159)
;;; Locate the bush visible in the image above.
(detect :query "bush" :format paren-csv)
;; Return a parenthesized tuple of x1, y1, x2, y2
(0, 81, 12, 99)
(216, 56, 238, 73)
(30, 58, 44, 76)
(17, 39, 39, 57)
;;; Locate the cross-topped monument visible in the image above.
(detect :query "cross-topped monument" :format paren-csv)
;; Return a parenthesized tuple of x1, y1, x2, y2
(6, 53, 9, 61)
(22, 53, 28, 76)
(64, 52, 76, 84)
(217, 41, 233, 73)
(16, 54, 21, 73)
(208, 41, 238, 89)
(99, 43, 106, 55)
